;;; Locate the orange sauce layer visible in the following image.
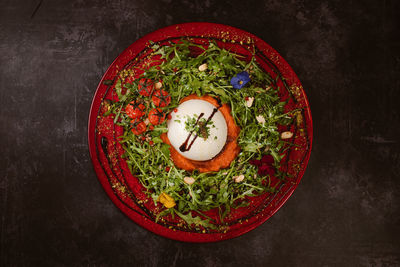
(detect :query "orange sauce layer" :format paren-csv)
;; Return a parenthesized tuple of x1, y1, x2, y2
(161, 94, 241, 173)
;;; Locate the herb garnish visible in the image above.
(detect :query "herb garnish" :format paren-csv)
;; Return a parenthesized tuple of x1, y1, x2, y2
(184, 114, 215, 140)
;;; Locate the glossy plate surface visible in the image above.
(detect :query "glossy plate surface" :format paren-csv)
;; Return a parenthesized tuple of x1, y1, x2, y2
(88, 22, 313, 242)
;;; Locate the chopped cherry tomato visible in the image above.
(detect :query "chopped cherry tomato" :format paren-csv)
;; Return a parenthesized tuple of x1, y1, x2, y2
(149, 125, 154, 130)
(138, 78, 154, 97)
(148, 108, 165, 125)
(125, 100, 145, 119)
(130, 119, 146, 135)
(149, 140, 154, 146)
(152, 89, 171, 107)
(165, 166, 170, 172)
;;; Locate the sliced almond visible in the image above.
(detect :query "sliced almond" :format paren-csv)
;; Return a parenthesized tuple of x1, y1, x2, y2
(198, 63, 208, 72)
(246, 97, 254, 107)
(233, 174, 245, 183)
(281, 131, 293, 139)
(256, 115, 266, 124)
(183, 176, 195, 185)
(154, 81, 162, 89)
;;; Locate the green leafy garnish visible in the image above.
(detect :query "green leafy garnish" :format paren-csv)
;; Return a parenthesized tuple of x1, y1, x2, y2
(106, 39, 294, 229)
(184, 114, 215, 140)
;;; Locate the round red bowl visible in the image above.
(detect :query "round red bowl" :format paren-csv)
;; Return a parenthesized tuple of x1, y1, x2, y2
(88, 22, 313, 242)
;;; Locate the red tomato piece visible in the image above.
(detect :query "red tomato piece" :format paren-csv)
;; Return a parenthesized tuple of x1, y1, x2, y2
(152, 89, 171, 107)
(148, 108, 165, 125)
(138, 78, 154, 97)
(125, 100, 145, 119)
(131, 119, 146, 135)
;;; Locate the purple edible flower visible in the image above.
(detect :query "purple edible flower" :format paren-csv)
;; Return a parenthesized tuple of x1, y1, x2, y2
(230, 71, 250, 89)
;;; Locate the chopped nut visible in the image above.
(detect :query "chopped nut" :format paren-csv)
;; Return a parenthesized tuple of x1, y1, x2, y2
(296, 112, 303, 126)
(144, 118, 150, 125)
(154, 81, 162, 89)
(233, 174, 245, 183)
(281, 131, 293, 139)
(183, 176, 195, 185)
(246, 97, 254, 107)
(256, 115, 266, 124)
(198, 63, 208, 72)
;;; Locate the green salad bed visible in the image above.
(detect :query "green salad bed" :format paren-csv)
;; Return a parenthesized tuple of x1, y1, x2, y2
(105, 40, 294, 228)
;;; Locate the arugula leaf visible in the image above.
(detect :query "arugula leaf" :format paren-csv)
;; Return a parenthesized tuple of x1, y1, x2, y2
(106, 39, 294, 230)
(174, 209, 216, 229)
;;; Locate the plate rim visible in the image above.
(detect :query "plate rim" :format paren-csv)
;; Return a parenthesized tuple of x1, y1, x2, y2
(88, 22, 313, 242)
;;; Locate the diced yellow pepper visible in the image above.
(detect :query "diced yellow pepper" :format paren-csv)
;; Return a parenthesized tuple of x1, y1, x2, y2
(158, 192, 176, 209)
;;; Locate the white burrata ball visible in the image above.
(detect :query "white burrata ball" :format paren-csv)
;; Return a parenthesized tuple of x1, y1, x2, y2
(167, 99, 228, 161)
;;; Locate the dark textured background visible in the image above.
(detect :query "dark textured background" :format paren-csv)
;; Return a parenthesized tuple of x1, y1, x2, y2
(1, 0, 400, 266)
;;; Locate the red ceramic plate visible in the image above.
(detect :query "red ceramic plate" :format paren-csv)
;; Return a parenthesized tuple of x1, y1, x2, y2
(88, 22, 313, 242)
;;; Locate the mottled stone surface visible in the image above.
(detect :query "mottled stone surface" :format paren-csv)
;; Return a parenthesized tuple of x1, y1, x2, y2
(1, 0, 399, 266)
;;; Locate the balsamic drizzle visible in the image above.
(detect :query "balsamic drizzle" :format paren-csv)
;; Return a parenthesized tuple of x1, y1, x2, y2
(179, 104, 221, 152)
(179, 113, 204, 152)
